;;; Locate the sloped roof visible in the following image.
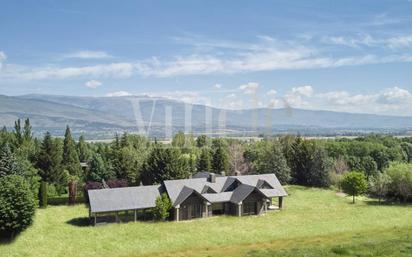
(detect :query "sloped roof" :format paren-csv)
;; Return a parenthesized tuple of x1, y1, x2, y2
(202, 192, 233, 203)
(88, 173, 287, 213)
(230, 184, 256, 204)
(173, 186, 209, 207)
(88, 185, 161, 213)
(202, 185, 217, 194)
(257, 179, 273, 189)
(164, 173, 287, 206)
(235, 174, 288, 196)
(258, 188, 286, 198)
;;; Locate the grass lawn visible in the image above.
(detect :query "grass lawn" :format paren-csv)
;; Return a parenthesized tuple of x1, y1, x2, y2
(1, 186, 411, 257)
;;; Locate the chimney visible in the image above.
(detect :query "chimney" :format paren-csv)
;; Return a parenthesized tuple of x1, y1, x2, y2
(209, 173, 216, 183)
(220, 171, 225, 176)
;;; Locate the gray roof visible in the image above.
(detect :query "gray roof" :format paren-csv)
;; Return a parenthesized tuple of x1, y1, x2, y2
(202, 192, 232, 203)
(164, 173, 287, 206)
(88, 173, 287, 213)
(230, 184, 257, 204)
(88, 185, 161, 213)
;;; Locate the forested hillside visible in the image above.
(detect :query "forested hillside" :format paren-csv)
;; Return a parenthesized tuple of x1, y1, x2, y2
(2, 94, 412, 138)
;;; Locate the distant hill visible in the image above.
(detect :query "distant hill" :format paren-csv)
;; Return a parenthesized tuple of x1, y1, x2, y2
(1, 94, 412, 139)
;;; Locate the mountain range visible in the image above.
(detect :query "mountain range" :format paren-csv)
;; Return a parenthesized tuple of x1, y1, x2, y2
(1, 94, 412, 139)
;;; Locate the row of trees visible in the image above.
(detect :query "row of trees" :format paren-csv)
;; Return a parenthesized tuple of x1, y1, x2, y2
(1, 119, 412, 237)
(2, 120, 412, 197)
(341, 162, 412, 204)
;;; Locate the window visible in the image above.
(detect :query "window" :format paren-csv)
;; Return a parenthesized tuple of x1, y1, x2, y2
(257, 180, 273, 189)
(202, 185, 217, 194)
(224, 180, 240, 192)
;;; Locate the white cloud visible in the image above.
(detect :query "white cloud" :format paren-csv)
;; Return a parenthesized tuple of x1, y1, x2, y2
(283, 85, 314, 108)
(2, 35, 412, 81)
(85, 79, 102, 89)
(378, 86, 411, 104)
(62, 50, 112, 59)
(322, 34, 412, 49)
(266, 89, 277, 96)
(291, 85, 313, 97)
(239, 82, 259, 94)
(386, 36, 412, 49)
(134, 50, 412, 77)
(101, 86, 412, 115)
(0, 62, 135, 80)
(309, 87, 412, 115)
(213, 83, 222, 89)
(106, 91, 132, 97)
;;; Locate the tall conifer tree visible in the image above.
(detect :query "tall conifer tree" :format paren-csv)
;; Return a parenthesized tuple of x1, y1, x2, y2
(62, 126, 81, 204)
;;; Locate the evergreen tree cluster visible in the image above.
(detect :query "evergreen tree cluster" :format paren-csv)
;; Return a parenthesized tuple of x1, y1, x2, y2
(1, 119, 412, 224)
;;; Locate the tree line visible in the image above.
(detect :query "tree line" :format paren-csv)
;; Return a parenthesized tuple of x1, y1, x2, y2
(1, 119, 412, 238)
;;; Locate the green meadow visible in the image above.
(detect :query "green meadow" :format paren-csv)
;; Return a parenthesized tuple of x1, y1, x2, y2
(1, 186, 411, 257)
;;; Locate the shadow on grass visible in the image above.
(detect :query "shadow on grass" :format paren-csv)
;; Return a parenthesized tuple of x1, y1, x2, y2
(0, 237, 14, 245)
(0, 232, 18, 245)
(365, 200, 412, 207)
(66, 217, 92, 227)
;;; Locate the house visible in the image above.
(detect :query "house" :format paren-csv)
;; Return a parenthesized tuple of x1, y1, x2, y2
(88, 172, 287, 225)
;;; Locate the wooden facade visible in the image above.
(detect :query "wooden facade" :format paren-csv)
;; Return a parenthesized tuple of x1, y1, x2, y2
(172, 190, 283, 221)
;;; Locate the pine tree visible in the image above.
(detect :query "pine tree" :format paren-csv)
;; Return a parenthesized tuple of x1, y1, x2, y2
(86, 153, 114, 182)
(63, 126, 81, 177)
(36, 132, 63, 207)
(212, 139, 229, 173)
(36, 132, 63, 183)
(62, 126, 81, 204)
(0, 143, 22, 177)
(112, 133, 121, 151)
(77, 135, 90, 162)
(197, 147, 212, 172)
(141, 144, 190, 184)
(14, 119, 23, 146)
(120, 132, 130, 148)
(23, 118, 32, 142)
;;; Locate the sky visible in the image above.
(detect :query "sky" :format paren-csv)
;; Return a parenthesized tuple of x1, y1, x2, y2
(1, 0, 412, 115)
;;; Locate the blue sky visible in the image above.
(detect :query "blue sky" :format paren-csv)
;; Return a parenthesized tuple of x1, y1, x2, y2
(1, 0, 412, 115)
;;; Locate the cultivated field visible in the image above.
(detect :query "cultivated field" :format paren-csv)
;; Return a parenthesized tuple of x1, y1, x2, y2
(1, 186, 411, 257)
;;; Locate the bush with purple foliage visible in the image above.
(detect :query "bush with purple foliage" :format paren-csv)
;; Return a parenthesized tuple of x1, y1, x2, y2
(106, 179, 128, 188)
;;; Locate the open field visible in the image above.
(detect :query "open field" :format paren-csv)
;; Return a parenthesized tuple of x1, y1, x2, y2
(1, 186, 411, 257)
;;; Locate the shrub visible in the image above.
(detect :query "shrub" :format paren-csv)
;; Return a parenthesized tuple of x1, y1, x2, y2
(0, 175, 36, 239)
(341, 171, 368, 203)
(106, 179, 128, 188)
(368, 172, 391, 203)
(39, 181, 48, 208)
(329, 171, 344, 190)
(386, 163, 412, 202)
(48, 195, 86, 205)
(83, 181, 103, 203)
(153, 193, 172, 221)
